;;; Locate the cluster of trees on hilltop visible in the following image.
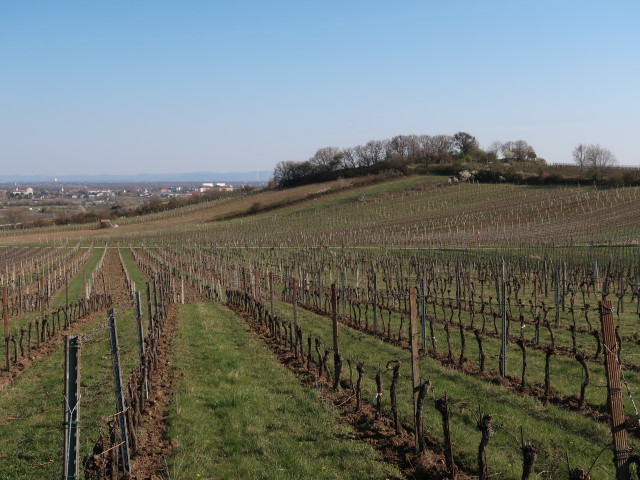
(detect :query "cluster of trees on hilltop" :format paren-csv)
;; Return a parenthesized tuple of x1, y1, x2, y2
(273, 132, 542, 188)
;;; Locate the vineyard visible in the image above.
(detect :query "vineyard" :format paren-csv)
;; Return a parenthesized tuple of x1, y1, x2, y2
(2, 174, 640, 479)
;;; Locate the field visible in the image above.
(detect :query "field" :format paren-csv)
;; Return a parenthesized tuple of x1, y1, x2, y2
(2, 174, 640, 479)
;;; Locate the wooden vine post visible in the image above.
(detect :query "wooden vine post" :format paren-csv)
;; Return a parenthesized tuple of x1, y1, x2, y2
(409, 287, 422, 452)
(331, 283, 342, 390)
(292, 277, 299, 328)
(63, 335, 80, 480)
(372, 272, 378, 331)
(108, 309, 132, 474)
(420, 275, 427, 348)
(146, 282, 153, 332)
(498, 259, 507, 377)
(600, 299, 631, 480)
(3, 286, 9, 371)
(268, 272, 274, 315)
(135, 290, 149, 400)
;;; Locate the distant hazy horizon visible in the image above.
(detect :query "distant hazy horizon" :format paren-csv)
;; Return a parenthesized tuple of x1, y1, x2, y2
(2, 1, 639, 176)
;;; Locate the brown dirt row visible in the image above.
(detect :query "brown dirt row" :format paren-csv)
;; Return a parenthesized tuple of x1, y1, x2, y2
(227, 301, 470, 480)
(128, 303, 176, 480)
(100, 248, 134, 307)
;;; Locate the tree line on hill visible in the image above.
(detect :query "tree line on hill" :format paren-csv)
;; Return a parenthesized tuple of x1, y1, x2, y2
(273, 132, 627, 188)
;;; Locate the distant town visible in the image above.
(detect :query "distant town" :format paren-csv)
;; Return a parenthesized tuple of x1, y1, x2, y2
(0, 180, 266, 229)
(1, 180, 244, 200)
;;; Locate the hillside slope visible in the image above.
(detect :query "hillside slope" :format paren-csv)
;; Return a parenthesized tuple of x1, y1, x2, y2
(2, 175, 640, 247)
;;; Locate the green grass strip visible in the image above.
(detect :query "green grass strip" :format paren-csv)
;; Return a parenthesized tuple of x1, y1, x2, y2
(119, 247, 150, 293)
(166, 302, 400, 480)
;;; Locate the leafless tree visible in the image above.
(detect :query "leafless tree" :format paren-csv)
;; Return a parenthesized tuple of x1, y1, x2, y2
(487, 141, 502, 158)
(389, 135, 418, 160)
(573, 144, 617, 180)
(502, 140, 536, 161)
(309, 147, 343, 171)
(354, 140, 388, 167)
(273, 160, 309, 185)
(431, 135, 455, 155)
(1, 208, 27, 227)
(340, 147, 358, 169)
(453, 131, 480, 156)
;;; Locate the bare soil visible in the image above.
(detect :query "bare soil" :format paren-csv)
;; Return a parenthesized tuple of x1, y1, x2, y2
(128, 304, 177, 480)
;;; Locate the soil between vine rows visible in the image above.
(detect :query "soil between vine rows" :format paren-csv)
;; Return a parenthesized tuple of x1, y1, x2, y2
(127, 303, 177, 480)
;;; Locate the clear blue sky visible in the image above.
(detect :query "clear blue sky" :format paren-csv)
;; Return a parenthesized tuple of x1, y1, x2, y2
(2, 1, 638, 176)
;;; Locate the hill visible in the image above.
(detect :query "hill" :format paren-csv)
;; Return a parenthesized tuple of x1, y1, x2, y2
(1, 173, 639, 247)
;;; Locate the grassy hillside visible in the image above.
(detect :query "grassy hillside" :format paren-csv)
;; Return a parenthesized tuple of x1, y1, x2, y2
(4, 174, 640, 247)
(104, 176, 640, 247)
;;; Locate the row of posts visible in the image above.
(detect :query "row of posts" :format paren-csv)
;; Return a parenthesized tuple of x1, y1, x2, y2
(53, 259, 638, 480)
(62, 282, 158, 480)
(260, 265, 637, 479)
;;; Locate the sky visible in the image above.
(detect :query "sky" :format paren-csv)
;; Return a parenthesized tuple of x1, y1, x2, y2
(1, 1, 639, 176)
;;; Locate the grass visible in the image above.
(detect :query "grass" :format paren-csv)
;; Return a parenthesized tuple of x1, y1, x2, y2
(119, 247, 152, 295)
(166, 302, 401, 480)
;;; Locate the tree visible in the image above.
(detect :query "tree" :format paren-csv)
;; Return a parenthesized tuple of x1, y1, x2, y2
(354, 140, 388, 167)
(453, 132, 480, 156)
(572, 144, 588, 168)
(487, 141, 502, 158)
(273, 161, 304, 186)
(573, 144, 617, 180)
(309, 147, 343, 172)
(502, 140, 536, 162)
(340, 147, 358, 169)
(389, 135, 419, 160)
(1, 208, 26, 227)
(431, 135, 455, 155)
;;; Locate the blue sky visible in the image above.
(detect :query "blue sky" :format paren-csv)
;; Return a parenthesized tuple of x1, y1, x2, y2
(1, 1, 638, 176)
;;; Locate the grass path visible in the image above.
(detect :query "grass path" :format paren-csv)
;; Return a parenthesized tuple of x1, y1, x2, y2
(166, 302, 401, 480)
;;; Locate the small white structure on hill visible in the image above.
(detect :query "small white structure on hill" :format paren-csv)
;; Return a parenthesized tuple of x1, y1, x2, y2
(200, 182, 234, 193)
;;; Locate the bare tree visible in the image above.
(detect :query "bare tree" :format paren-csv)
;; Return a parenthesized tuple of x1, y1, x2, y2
(572, 144, 588, 169)
(354, 140, 388, 167)
(431, 135, 455, 155)
(273, 160, 311, 186)
(309, 147, 343, 171)
(573, 144, 617, 180)
(340, 147, 358, 169)
(453, 131, 480, 156)
(1, 208, 27, 227)
(487, 141, 502, 158)
(389, 135, 418, 160)
(502, 140, 536, 161)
